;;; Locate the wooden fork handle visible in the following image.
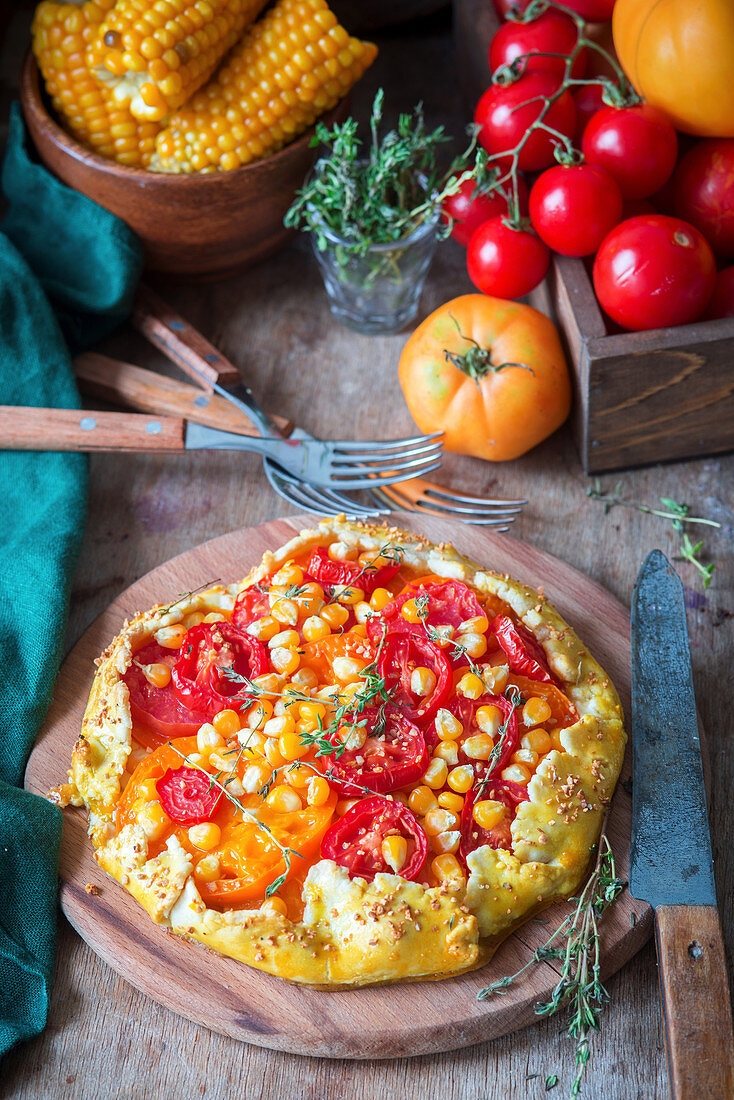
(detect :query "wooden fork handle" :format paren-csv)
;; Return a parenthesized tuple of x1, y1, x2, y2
(74, 353, 293, 438)
(0, 406, 185, 452)
(655, 904, 734, 1099)
(132, 284, 241, 391)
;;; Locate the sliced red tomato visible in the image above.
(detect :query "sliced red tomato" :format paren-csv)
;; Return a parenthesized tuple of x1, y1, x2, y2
(157, 766, 222, 825)
(379, 578, 485, 633)
(124, 642, 211, 741)
(321, 796, 428, 882)
(232, 582, 272, 631)
(444, 690, 521, 776)
(377, 633, 452, 723)
(171, 622, 269, 715)
(305, 546, 400, 596)
(459, 779, 528, 860)
(326, 707, 428, 796)
(493, 614, 554, 683)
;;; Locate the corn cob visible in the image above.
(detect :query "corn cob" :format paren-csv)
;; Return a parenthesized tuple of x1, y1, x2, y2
(89, 0, 269, 123)
(32, 0, 160, 167)
(151, 0, 377, 174)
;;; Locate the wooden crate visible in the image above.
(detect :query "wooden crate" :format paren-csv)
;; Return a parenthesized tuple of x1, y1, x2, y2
(453, 0, 734, 474)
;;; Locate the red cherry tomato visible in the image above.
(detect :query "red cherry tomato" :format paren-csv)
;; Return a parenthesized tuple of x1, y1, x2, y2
(442, 176, 529, 248)
(593, 215, 716, 332)
(232, 583, 272, 631)
(493, 0, 615, 17)
(327, 708, 428, 797)
(529, 163, 623, 256)
(305, 546, 400, 596)
(702, 266, 734, 320)
(443, 690, 521, 776)
(467, 217, 550, 300)
(171, 622, 269, 715)
(321, 796, 428, 882)
(377, 633, 452, 723)
(459, 779, 528, 860)
(124, 642, 211, 741)
(582, 105, 678, 200)
(673, 139, 734, 260)
(493, 614, 554, 682)
(489, 10, 586, 81)
(156, 766, 222, 825)
(573, 81, 606, 141)
(475, 72, 576, 173)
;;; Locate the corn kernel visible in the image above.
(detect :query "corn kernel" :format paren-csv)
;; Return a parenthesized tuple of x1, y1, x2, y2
(138, 803, 169, 841)
(338, 723, 367, 751)
(336, 798, 359, 816)
(400, 598, 422, 624)
(242, 762, 270, 793)
(550, 728, 566, 752)
(208, 751, 232, 772)
(263, 714, 296, 739)
(251, 673, 280, 698)
(521, 728, 553, 754)
(438, 791, 465, 814)
(271, 596, 299, 626)
(480, 664, 510, 692)
(320, 603, 349, 628)
(195, 854, 221, 883)
(153, 623, 186, 648)
(226, 777, 245, 797)
(284, 763, 310, 788)
(350, 623, 368, 638)
(431, 853, 465, 885)
(247, 615, 280, 642)
(306, 776, 331, 807)
(139, 662, 171, 689)
(270, 646, 300, 676)
(422, 758, 449, 790)
(381, 835, 407, 873)
(410, 666, 437, 697)
(332, 656, 364, 683)
(501, 763, 532, 784)
(447, 765, 475, 794)
(512, 747, 539, 769)
(264, 738, 286, 766)
(212, 709, 240, 737)
(354, 601, 373, 624)
(455, 631, 488, 659)
(302, 615, 331, 641)
(269, 628, 300, 649)
(430, 624, 454, 648)
(300, 700, 327, 723)
(266, 785, 302, 813)
(423, 807, 460, 836)
(473, 799, 505, 830)
(458, 615, 489, 635)
(244, 699, 274, 730)
(298, 582, 325, 616)
(291, 667, 318, 690)
(333, 584, 365, 606)
(203, 612, 226, 624)
(463, 733, 495, 760)
(431, 829, 461, 854)
(183, 611, 206, 628)
(197, 724, 224, 752)
(408, 785, 438, 815)
(433, 741, 460, 766)
(279, 730, 308, 761)
(272, 562, 304, 586)
(328, 540, 358, 562)
(238, 728, 266, 756)
(435, 708, 463, 741)
(261, 895, 288, 917)
(523, 697, 553, 727)
(188, 822, 221, 851)
(457, 672, 485, 700)
(369, 587, 392, 611)
(476, 704, 502, 737)
(358, 550, 393, 569)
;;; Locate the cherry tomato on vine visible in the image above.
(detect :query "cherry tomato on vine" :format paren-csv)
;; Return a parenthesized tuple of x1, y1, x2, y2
(467, 217, 550, 300)
(572, 81, 606, 141)
(442, 175, 528, 248)
(673, 139, 734, 260)
(171, 622, 269, 714)
(702, 267, 734, 320)
(321, 796, 428, 882)
(593, 215, 716, 331)
(157, 766, 222, 825)
(474, 71, 576, 173)
(582, 104, 678, 200)
(529, 163, 623, 256)
(489, 9, 587, 81)
(493, 0, 616, 19)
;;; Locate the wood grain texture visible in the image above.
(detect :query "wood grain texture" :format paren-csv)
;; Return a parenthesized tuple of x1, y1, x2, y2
(655, 906, 734, 1100)
(3, 8, 732, 1097)
(73, 354, 293, 438)
(24, 513, 651, 1059)
(0, 407, 185, 451)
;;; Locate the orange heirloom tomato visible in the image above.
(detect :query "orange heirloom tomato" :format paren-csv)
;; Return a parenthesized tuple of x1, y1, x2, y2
(398, 295, 571, 462)
(613, 0, 734, 138)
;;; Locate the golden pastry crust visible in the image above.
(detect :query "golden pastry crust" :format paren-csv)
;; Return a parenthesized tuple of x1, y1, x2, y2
(63, 518, 626, 987)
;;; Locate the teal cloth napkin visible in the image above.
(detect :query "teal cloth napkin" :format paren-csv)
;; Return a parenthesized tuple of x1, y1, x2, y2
(0, 102, 142, 1056)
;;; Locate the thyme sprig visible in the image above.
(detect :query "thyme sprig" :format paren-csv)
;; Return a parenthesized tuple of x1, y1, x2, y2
(167, 742, 302, 897)
(154, 579, 221, 620)
(473, 683, 525, 798)
(587, 479, 721, 589)
(477, 834, 624, 1096)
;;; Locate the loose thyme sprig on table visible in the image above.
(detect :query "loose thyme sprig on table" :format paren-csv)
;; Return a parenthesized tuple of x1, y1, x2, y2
(587, 479, 721, 588)
(477, 834, 624, 1097)
(284, 88, 484, 261)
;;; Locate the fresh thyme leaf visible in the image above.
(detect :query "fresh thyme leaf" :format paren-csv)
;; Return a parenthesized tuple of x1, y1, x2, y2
(545, 1075, 559, 1091)
(154, 579, 221, 619)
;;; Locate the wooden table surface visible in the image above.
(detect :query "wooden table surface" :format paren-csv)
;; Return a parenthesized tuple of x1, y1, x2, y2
(2, 9, 733, 1099)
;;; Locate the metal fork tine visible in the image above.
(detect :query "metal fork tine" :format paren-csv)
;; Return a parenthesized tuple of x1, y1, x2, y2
(425, 487, 528, 508)
(331, 440, 443, 465)
(331, 458, 443, 489)
(332, 451, 444, 476)
(265, 464, 385, 518)
(331, 432, 443, 452)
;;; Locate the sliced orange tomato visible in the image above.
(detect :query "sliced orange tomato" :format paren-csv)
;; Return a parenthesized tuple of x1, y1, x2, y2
(509, 674, 579, 730)
(300, 631, 375, 683)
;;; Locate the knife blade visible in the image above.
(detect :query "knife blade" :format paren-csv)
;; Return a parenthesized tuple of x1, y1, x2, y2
(630, 549, 733, 1100)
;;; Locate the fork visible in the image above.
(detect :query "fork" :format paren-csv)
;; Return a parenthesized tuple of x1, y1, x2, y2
(368, 479, 526, 529)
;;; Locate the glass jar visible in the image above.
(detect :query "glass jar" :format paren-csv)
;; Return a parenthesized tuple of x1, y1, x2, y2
(310, 208, 440, 335)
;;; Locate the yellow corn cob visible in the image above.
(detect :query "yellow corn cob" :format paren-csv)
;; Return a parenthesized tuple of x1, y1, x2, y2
(89, 0, 269, 123)
(151, 0, 377, 174)
(32, 0, 160, 167)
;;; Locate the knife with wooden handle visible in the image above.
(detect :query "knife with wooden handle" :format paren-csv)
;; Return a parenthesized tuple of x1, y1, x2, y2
(630, 550, 734, 1100)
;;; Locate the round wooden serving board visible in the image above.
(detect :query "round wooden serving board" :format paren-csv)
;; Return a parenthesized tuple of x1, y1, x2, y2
(25, 514, 652, 1059)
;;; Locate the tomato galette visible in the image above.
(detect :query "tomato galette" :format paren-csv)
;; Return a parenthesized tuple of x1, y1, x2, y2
(55, 518, 626, 988)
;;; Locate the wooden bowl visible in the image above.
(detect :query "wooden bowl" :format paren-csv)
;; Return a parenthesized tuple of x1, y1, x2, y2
(20, 54, 347, 279)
